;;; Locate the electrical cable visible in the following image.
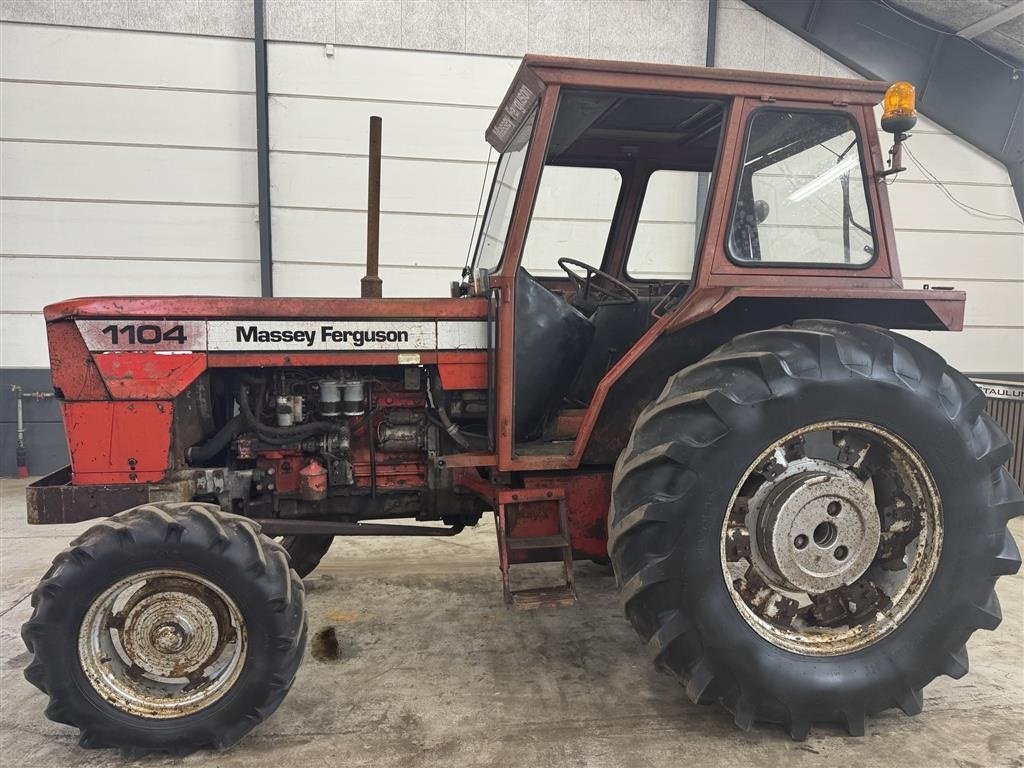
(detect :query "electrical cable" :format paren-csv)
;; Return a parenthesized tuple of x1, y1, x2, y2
(902, 144, 1023, 225)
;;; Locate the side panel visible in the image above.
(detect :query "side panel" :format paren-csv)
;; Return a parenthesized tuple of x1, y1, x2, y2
(93, 352, 208, 399)
(47, 321, 109, 401)
(436, 352, 488, 389)
(62, 401, 173, 484)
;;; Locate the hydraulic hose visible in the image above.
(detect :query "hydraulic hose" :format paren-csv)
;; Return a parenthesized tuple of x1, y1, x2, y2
(425, 375, 486, 450)
(186, 414, 243, 464)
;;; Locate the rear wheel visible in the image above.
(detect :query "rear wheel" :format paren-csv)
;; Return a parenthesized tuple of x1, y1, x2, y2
(609, 320, 1022, 739)
(276, 535, 334, 578)
(22, 502, 306, 755)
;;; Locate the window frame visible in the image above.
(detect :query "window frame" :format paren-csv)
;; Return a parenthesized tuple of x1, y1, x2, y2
(471, 106, 539, 275)
(620, 100, 729, 284)
(725, 106, 879, 271)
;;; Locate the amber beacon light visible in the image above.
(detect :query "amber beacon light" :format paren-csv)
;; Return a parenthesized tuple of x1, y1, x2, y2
(881, 81, 917, 134)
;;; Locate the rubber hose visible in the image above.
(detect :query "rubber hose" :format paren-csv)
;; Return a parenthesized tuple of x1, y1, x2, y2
(238, 381, 344, 440)
(186, 414, 243, 464)
(429, 409, 486, 450)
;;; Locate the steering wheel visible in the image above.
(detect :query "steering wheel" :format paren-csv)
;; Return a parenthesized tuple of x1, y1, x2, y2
(557, 258, 638, 311)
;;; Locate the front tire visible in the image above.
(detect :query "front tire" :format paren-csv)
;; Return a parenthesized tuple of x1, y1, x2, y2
(609, 320, 1022, 739)
(22, 502, 306, 755)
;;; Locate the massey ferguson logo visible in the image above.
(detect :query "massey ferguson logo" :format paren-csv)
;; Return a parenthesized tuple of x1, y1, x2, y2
(235, 325, 411, 348)
(77, 319, 486, 352)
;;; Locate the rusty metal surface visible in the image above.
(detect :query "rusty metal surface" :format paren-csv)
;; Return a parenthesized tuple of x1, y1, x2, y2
(44, 296, 489, 322)
(46, 320, 110, 401)
(520, 474, 611, 560)
(522, 54, 889, 94)
(252, 518, 464, 537)
(78, 569, 247, 718)
(27, 467, 192, 524)
(93, 351, 208, 400)
(449, 469, 611, 562)
(490, 84, 562, 468)
(496, 488, 576, 608)
(487, 56, 887, 152)
(361, 115, 384, 299)
(721, 420, 943, 656)
(62, 401, 174, 484)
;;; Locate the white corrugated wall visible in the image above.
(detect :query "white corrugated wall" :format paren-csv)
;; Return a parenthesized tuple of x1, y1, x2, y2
(1, 24, 260, 368)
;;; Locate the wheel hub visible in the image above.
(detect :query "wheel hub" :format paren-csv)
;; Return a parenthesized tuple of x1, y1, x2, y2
(722, 421, 943, 656)
(120, 590, 220, 679)
(80, 569, 246, 718)
(749, 463, 880, 594)
(151, 622, 187, 654)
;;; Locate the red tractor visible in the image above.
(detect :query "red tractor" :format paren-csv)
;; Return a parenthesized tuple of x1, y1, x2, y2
(21, 56, 1021, 752)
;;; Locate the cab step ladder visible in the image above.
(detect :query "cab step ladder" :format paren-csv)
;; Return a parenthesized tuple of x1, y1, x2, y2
(496, 487, 576, 609)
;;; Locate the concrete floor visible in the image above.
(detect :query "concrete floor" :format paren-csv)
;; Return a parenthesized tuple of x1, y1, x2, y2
(1, 477, 1022, 768)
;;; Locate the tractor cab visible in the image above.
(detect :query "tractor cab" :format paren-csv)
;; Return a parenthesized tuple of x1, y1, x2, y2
(459, 56, 961, 468)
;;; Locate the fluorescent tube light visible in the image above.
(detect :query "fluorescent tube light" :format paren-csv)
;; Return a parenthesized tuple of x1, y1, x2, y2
(787, 154, 858, 202)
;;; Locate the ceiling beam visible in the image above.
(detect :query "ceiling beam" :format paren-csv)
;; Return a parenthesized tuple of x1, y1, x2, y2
(957, 1, 1024, 41)
(744, 0, 1024, 216)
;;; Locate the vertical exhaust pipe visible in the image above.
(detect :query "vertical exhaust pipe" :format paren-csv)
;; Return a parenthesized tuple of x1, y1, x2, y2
(361, 115, 383, 299)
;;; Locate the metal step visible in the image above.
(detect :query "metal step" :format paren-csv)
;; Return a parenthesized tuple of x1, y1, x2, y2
(506, 534, 570, 551)
(509, 584, 577, 610)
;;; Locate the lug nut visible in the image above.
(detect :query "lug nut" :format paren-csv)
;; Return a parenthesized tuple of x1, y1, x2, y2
(827, 501, 841, 516)
(834, 545, 848, 561)
(794, 534, 808, 550)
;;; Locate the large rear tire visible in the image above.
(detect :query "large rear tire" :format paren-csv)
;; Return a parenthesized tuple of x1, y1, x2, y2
(609, 320, 1022, 739)
(22, 502, 306, 755)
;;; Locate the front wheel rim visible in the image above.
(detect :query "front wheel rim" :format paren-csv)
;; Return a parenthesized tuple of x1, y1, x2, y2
(720, 420, 943, 656)
(79, 569, 247, 718)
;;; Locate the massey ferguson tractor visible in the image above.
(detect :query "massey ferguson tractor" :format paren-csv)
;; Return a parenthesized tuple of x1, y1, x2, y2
(21, 56, 1022, 753)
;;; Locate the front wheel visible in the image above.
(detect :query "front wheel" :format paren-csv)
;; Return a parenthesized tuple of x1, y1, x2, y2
(609, 321, 1022, 739)
(22, 502, 306, 754)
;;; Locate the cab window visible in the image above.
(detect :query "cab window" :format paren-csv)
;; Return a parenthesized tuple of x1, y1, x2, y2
(627, 170, 704, 281)
(729, 110, 875, 266)
(473, 109, 536, 272)
(521, 166, 622, 277)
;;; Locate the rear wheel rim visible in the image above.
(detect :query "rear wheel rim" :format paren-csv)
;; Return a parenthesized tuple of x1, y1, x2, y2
(720, 420, 942, 656)
(79, 569, 247, 718)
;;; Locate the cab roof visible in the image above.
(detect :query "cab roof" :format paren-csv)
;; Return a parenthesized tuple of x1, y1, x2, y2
(487, 54, 889, 150)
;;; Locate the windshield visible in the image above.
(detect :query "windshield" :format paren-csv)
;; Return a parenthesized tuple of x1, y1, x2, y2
(472, 109, 537, 273)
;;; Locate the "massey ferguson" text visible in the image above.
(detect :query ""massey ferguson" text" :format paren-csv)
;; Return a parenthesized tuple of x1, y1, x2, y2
(235, 325, 411, 347)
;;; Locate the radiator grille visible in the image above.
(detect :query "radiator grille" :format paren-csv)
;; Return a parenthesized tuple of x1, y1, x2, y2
(974, 379, 1024, 487)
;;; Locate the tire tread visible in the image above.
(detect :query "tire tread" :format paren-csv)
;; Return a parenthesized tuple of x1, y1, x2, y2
(21, 501, 305, 755)
(609, 320, 1020, 739)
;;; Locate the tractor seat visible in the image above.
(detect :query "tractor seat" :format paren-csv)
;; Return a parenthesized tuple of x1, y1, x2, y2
(513, 268, 595, 442)
(567, 300, 655, 405)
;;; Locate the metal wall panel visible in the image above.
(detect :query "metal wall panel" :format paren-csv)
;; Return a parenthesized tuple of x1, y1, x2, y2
(975, 380, 1024, 488)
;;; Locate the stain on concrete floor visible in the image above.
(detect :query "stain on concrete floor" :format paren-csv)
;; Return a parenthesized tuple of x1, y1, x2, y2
(1, 477, 1022, 767)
